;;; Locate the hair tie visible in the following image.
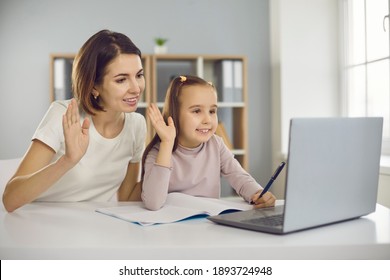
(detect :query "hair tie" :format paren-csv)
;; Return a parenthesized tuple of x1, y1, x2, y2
(179, 76, 187, 82)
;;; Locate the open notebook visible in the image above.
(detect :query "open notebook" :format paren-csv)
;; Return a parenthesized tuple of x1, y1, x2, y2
(96, 192, 252, 226)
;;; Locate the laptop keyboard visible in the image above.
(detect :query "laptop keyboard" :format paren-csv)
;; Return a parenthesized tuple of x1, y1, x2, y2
(244, 214, 284, 227)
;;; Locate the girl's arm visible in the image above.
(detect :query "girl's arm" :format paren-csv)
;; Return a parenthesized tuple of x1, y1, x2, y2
(147, 104, 176, 167)
(141, 150, 172, 210)
(2, 99, 90, 212)
(141, 104, 176, 210)
(218, 136, 276, 207)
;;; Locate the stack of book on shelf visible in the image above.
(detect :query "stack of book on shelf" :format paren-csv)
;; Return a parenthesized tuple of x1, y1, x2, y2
(214, 60, 243, 102)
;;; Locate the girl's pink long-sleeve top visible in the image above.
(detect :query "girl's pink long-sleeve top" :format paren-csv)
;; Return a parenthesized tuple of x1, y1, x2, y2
(142, 135, 262, 210)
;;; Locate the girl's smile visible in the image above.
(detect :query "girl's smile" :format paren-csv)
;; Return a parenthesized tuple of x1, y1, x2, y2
(196, 128, 212, 134)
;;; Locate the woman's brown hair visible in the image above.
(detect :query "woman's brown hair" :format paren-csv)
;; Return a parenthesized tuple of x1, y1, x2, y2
(72, 29, 142, 115)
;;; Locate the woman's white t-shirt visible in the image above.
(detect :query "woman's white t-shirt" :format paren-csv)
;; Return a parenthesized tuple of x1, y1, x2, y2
(32, 100, 146, 202)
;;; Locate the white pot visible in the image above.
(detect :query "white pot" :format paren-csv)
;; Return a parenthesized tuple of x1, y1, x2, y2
(154, 45, 167, 54)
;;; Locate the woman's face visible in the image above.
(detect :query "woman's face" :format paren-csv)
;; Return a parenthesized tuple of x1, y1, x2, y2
(94, 54, 145, 114)
(178, 84, 218, 148)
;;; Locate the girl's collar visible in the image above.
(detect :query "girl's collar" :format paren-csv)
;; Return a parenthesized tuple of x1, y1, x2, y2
(177, 142, 205, 153)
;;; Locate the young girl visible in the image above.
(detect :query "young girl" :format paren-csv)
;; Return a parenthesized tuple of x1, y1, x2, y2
(141, 75, 276, 210)
(3, 30, 146, 212)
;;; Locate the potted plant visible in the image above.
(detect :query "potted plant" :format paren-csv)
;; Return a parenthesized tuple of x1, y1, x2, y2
(154, 37, 168, 54)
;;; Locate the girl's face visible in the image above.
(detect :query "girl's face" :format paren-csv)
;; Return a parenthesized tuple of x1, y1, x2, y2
(94, 54, 145, 114)
(178, 84, 218, 148)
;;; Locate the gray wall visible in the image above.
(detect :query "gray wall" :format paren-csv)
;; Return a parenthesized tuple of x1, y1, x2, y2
(0, 0, 272, 185)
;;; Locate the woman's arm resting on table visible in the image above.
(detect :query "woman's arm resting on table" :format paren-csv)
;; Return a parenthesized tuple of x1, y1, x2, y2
(117, 161, 142, 201)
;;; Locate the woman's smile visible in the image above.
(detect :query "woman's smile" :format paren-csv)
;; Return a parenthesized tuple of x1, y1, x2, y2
(123, 95, 139, 107)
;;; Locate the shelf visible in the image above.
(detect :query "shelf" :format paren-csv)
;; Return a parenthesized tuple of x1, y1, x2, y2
(137, 102, 148, 108)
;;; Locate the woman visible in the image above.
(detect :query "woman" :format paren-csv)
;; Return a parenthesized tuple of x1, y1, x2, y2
(3, 30, 146, 212)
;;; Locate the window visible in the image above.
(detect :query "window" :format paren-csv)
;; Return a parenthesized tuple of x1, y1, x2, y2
(343, 0, 390, 155)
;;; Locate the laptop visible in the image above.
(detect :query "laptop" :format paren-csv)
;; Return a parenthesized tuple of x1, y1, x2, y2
(208, 117, 383, 234)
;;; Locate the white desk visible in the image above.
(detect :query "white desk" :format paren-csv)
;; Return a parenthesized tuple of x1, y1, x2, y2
(0, 201, 389, 260)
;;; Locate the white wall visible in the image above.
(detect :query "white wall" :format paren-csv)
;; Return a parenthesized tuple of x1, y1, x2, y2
(270, 0, 389, 209)
(270, 0, 341, 198)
